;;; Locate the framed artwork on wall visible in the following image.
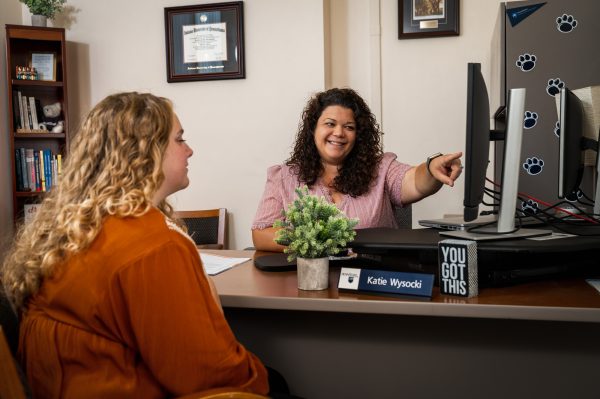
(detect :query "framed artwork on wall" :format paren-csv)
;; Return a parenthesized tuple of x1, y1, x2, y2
(398, 0, 460, 39)
(164, 2, 245, 82)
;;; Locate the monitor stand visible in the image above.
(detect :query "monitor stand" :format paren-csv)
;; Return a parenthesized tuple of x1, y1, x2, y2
(442, 88, 551, 241)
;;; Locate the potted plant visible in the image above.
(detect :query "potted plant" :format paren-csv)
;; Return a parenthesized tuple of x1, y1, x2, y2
(20, 0, 66, 26)
(274, 186, 358, 290)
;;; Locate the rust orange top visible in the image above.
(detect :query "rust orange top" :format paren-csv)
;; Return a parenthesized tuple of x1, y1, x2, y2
(19, 208, 268, 398)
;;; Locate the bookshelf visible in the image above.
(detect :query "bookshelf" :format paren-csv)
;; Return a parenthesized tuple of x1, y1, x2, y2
(5, 25, 69, 224)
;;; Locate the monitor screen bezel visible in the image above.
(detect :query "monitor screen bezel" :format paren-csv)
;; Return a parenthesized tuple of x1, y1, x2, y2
(558, 87, 585, 199)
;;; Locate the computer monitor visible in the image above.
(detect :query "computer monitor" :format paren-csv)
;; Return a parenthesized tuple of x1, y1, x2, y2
(463, 63, 490, 222)
(558, 87, 600, 217)
(441, 63, 550, 241)
(558, 87, 585, 199)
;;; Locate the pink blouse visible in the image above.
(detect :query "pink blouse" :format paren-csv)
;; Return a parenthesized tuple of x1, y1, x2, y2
(252, 152, 412, 230)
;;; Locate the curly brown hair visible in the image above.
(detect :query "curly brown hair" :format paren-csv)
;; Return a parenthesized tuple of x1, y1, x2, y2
(286, 88, 384, 197)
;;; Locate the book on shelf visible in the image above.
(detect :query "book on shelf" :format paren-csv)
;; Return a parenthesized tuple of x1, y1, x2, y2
(39, 150, 46, 192)
(12, 91, 21, 130)
(25, 148, 35, 191)
(17, 91, 26, 130)
(29, 96, 39, 130)
(33, 151, 41, 191)
(15, 149, 23, 191)
(44, 149, 53, 190)
(35, 99, 44, 130)
(56, 154, 62, 184)
(22, 96, 32, 130)
(19, 148, 29, 191)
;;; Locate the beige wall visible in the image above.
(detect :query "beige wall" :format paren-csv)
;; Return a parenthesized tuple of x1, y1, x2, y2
(1, 0, 511, 248)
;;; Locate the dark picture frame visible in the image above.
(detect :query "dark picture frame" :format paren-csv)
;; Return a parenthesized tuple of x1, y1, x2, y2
(398, 0, 459, 39)
(164, 2, 245, 82)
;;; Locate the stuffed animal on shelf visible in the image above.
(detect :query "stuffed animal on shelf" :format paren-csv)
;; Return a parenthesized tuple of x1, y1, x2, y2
(43, 102, 61, 119)
(51, 120, 64, 133)
(39, 102, 62, 131)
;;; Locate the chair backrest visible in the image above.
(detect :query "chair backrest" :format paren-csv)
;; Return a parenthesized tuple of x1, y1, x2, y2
(0, 287, 19, 358)
(0, 326, 27, 399)
(394, 205, 412, 229)
(173, 209, 227, 249)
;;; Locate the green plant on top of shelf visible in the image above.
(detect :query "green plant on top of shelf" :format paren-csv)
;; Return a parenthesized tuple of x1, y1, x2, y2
(20, 0, 66, 19)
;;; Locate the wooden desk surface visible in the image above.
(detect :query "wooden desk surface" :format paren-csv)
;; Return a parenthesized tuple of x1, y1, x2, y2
(209, 250, 600, 323)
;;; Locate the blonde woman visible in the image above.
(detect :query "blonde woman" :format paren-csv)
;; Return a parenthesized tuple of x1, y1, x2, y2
(1, 93, 269, 398)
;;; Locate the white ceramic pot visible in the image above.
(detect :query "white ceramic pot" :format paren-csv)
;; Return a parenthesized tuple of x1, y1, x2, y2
(297, 257, 329, 290)
(31, 15, 47, 27)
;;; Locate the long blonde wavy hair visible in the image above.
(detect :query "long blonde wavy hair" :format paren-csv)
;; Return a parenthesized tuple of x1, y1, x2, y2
(2, 92, 176, 311)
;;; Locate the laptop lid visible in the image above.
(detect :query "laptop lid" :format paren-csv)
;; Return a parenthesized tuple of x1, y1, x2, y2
(418, 214, 497, 231)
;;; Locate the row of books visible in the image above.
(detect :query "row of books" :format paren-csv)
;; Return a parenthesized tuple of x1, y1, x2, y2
(12, 91, 45, 132)
(15, 148, 62, 192)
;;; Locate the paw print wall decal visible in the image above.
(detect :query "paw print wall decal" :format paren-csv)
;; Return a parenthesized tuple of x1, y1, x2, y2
(546, 78, 565, 97)
(554, 121, 560, 138)
(523, 111, 538, 129)
(523, 157, 544, 175)
(565, 189, 583, 203)
(516, 53, 536, 72)
(556, 14, 578, 33)
(522, 199, 540, 215)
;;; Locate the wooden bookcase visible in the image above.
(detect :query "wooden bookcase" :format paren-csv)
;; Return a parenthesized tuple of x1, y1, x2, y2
(5, 25, 69, 224)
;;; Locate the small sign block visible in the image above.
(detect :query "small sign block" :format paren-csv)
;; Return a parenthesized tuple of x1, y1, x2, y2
(338, 267, 434, 298)
(438, 239, 478, 297)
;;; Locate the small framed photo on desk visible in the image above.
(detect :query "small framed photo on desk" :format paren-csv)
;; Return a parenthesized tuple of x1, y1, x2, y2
(398, 0, 460, 39)
(164, 2, 246, 82)
(30, 52, 56, 81)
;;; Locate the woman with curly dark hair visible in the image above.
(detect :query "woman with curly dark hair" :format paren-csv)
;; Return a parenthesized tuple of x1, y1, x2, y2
(252, 88, 462, 251)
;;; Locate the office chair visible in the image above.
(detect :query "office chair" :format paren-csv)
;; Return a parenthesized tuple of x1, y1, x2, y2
(0, 327, 27, 399)
(0, 287, 19, 358)
(394, 204, 412, 229)
(0, 287, 31, 399)
(174, 209, 227, 249)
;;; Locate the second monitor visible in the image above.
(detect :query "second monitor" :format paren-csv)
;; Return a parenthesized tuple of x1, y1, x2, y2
(441, 63, 550, 241)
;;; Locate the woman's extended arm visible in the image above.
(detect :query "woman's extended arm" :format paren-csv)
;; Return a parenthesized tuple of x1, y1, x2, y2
(401, 151, 463, 204)
(252, 227, 286, 252)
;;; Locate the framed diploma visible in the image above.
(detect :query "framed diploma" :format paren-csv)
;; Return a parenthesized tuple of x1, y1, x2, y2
(398, 0, 459, 39)
(164, 2, 245, 82)
(30, 52, 56, 81)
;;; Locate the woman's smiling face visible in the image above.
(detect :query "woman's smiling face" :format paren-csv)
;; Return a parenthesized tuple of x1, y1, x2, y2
(313, 105, 356, 167)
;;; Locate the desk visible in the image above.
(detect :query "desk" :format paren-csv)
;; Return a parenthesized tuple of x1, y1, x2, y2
(211, 250, 600, 399)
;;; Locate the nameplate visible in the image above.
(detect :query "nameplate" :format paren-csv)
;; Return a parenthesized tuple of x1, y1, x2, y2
(338, 267, 434, 298)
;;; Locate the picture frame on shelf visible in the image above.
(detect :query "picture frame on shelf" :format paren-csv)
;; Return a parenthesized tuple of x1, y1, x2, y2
(164, 2, 245, 83)
(398, 0, 460, 39)
(30, 52, 56, 81)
